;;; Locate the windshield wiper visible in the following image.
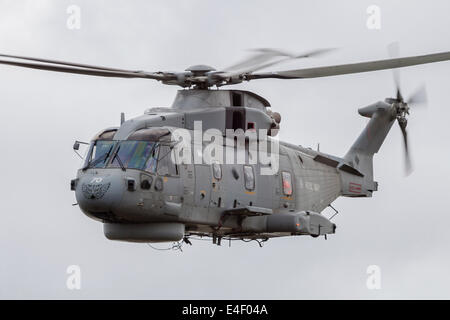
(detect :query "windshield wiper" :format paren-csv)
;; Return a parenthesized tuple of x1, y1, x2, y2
(83, 145, 114, 171)
(112, 146, 126, 172)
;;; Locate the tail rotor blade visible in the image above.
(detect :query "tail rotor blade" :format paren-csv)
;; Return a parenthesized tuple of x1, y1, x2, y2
(388, 42, 404, 101)
(407, 84, 428, 107)
(398, 120, 413, 176)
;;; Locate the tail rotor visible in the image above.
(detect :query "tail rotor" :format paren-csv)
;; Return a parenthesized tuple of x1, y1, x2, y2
(385, 43, 428, 176)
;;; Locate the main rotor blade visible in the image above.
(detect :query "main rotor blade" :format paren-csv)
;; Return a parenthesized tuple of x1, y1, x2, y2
(248, 48, 336, 74)
(0, 55, 171, 81)
(248, 51, 450, 80)
(224, 49, 289, 72)
(220, 47, 335, 78)
(0, 53, 144, 73)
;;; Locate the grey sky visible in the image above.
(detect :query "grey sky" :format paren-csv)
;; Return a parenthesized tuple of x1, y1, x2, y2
(0, 0, 450, 299)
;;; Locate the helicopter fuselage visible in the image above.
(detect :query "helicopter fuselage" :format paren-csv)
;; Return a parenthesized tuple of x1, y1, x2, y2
(72, 89, 384, 243)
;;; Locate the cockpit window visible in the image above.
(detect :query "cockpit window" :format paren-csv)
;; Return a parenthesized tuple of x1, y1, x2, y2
(83, 137, 176, 174)
(127, 128, 170, 141)
(157, 145, 178, 176)
(84, 140, 117, 169)
(109, 141, 158, 172)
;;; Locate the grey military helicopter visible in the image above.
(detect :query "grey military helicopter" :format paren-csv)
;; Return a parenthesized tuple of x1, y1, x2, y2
(1, 46, 449, 246)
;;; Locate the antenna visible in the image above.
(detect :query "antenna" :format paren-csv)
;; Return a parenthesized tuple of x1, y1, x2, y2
(120, 112, 125, 125)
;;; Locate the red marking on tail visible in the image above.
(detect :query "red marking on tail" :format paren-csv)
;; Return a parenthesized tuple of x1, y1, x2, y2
(349, 182, 362, 193)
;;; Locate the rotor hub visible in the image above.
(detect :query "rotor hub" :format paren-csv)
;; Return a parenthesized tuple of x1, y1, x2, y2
(395, 101, 410, 118)
(185, 65, 216, 76)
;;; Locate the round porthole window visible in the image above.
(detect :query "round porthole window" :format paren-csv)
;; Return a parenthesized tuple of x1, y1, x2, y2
(154, 177, 163, 191)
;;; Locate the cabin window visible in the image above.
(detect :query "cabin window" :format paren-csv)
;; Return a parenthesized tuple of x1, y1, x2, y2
(243, 165, 255, 191)
(212, 162, 222, 180)
(282, 171, 293, 196)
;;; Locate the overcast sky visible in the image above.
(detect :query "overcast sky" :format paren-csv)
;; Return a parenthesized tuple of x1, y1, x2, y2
(1, 0, 450, 299)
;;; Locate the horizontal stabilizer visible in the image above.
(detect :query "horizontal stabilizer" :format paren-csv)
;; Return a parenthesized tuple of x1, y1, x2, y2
(338, 163, 364, 177)
(313, 154, 364, 177)
(313, 154, 339, 167)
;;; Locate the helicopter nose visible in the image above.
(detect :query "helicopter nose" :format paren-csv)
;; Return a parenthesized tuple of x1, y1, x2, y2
(75, 174, 125, 220)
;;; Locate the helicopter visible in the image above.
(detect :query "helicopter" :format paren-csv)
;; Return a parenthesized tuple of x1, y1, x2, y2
(1, 46, 449, 246)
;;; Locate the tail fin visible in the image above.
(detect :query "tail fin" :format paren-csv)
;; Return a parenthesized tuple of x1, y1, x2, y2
(341, 101, 396, 196)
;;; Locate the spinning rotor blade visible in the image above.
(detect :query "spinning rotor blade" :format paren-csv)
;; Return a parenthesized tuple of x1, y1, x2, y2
(219, 47, 335, 78)
(398, 120, 413, 176)
(407, 84, 428, 106)
(0, 54, 172, 81)
(387, 42, 403, 101)
(385, 43, 419, 175)
(223, 49, 287, 73)
(248, 51, 450, 80)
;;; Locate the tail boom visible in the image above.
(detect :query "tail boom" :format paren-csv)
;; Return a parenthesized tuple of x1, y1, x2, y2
(340, 101, 396, 197)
